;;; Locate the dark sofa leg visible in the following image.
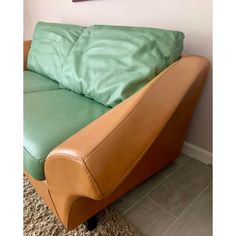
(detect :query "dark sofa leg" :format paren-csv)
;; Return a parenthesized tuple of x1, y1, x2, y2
(84, 215, 97, 231)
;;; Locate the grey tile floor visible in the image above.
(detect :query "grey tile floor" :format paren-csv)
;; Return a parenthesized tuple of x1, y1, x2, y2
(112, 154, 212, 236)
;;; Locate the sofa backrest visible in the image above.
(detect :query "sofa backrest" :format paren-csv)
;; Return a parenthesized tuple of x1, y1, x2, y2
(61, 25, 184, 107)
(27, 22, 84, 82)
(27, 22, 184, 107)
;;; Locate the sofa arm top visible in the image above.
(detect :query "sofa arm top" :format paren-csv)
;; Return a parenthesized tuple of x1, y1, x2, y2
(45, 56, 210, 202)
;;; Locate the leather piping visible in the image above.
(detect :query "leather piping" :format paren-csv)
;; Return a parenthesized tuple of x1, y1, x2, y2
(47, 154, 104, 199)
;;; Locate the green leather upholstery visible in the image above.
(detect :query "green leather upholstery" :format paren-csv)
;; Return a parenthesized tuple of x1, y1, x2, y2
(24, 70, 60, 93)
(61, 25, 184, 107)
(24, 89, 110, 180)
(27, 22, 84, 82)
(27, 23, 184, 107)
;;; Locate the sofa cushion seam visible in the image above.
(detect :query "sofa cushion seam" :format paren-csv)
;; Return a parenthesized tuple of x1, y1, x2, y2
(24, 147, 45, 163)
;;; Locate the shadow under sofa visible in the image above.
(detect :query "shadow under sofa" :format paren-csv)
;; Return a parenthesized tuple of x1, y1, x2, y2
(23, 23, 210, 230)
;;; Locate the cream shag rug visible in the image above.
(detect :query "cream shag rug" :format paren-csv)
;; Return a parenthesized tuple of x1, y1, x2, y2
(24, 177, 141, 236)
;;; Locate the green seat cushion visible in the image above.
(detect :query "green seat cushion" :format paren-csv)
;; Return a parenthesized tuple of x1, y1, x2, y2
(24, 70, 60, 93)
(24, 89, 110, 180)
(60, 25, 184, 107)
(27, 22, 84, 82)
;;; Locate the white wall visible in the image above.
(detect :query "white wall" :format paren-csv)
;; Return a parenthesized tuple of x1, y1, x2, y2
(24, 0, 212, 152)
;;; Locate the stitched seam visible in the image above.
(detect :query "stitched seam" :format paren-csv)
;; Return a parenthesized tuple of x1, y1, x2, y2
(48, 152, 84, 160)
(24, 88, 62, 94)
(47, 155, 103, 199)
(46, 187, 63, 226)
(67, 27, 85, 57)
(24, 147, 45, 163)
(60, 27, 86, 84)
(80, 159, 104, 198)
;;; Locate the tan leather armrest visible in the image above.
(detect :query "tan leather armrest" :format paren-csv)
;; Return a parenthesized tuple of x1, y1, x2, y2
(45, 56, 210, 225)
(24, 40, 31, 70)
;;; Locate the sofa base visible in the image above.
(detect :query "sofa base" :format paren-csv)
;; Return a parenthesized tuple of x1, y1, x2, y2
(84, 215, 98, 231)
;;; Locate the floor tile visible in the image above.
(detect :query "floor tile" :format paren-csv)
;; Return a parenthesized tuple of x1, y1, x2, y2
(148, 158, 212, 216)
(124, 197, 175, 236)
(163, 183, 212, 236)
(112, 173, 165, 214)
(159, 154, 190, 177)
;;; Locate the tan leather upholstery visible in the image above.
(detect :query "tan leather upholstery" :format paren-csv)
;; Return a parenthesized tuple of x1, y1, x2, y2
(24, 40, 210, 229)
(44, 56, 210, 227)
(24, 171, 58, 217)
(24, 40, 31, 70)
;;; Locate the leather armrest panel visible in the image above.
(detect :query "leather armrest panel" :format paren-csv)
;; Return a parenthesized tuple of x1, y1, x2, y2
(45, 56, 210, 225)
(24, 40, 31, 70)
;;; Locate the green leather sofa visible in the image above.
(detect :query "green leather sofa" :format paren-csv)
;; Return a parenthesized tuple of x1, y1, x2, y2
(24, 22, 209, 230)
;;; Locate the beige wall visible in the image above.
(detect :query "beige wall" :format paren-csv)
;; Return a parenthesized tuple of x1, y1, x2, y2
(24, 0, 212, 152)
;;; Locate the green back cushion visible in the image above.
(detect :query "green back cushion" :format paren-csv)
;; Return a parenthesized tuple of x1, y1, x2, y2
(27, 22, 84, 82)
(60, 25, 184, 107)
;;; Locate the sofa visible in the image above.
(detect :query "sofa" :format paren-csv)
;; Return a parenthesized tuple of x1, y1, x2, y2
(24, 22, 210, 230)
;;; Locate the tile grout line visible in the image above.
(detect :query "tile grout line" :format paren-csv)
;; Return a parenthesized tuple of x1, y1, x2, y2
(161, 181, 212, 236)
(121, 176, 167, 215)
(147, 196, 177, 219)
(122, 157, 192, 215)
(159, 157, 191, 178)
